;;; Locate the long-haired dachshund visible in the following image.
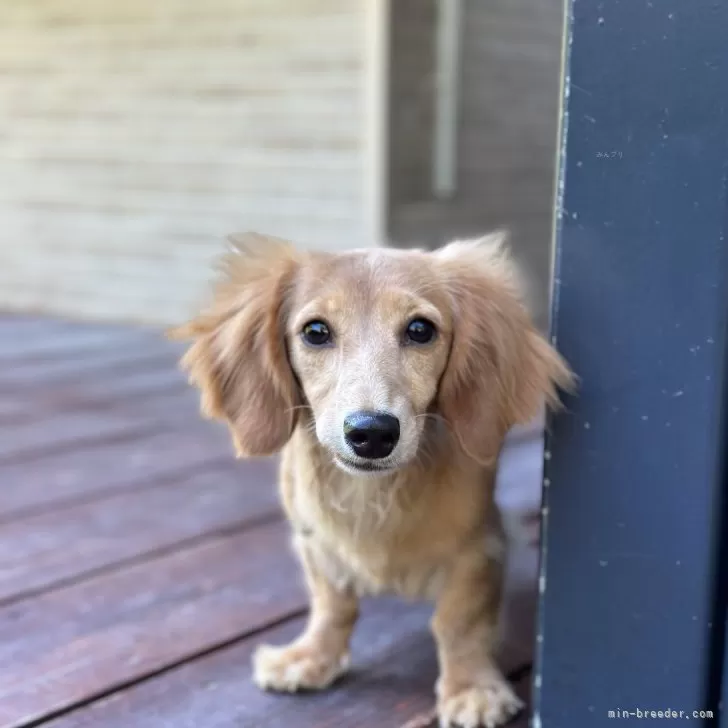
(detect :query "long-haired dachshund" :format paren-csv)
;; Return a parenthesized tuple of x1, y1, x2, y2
(171, 231, 573, 728)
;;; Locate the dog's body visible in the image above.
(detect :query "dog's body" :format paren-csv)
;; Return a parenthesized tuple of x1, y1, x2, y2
(172, 232, 572, 728)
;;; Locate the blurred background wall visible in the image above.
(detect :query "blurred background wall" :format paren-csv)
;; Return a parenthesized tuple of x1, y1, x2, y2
(0, 0, 563, 328)
(0, 0, 375, 323)
(388, 0, 564, 332)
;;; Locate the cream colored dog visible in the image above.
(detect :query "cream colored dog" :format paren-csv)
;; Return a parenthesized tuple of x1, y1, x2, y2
(172, 232, 572, 728)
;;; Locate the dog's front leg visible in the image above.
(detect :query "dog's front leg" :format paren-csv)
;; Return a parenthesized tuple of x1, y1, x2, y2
(432, 549, 523, 728)
(253, 539, 359, 693)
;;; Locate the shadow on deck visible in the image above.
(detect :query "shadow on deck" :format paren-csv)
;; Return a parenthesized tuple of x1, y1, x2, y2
(0, 313, 539, 728)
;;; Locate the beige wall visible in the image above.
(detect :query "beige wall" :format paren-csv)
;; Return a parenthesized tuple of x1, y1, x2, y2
(0, 0, 371, 324)
(0, 0, 564, 328)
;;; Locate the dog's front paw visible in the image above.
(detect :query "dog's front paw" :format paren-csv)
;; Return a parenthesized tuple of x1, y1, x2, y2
(252, 641, 350, 693)
(436, 676, 524, 728)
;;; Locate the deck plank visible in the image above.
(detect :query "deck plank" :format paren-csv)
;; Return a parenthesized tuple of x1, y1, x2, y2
(16, 367, 190, 410)
(41, 599, 531, 728)
(0, 459, 280, 604)
(0, 521, 305, 728)
(0, 413, 158, 465)
(0, 428, 235, 521)
(113, 388, 211, 429)
(0, 361, 187, 402)
(0, 323, 161, 361)
(0, 368, 202, 464)
(0, 348, 179, 388)
(0, 378, 205, 431)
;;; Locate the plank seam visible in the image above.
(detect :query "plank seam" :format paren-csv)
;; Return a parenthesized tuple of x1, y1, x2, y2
(0, 426, 161, 467)
(12, 608, 309, 728)
(0, 510, 284, 609)
(0, 453, 237, 525)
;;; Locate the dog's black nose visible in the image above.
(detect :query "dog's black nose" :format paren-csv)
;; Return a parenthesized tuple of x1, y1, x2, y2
(343, 411, 400, 460)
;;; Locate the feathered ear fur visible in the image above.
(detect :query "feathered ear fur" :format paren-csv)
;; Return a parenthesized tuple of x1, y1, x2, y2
(169, 232, 301, 457)
(434, 232, 575, 465)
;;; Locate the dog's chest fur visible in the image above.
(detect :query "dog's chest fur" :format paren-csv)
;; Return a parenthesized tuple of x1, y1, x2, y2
(278, 428, 503, 601)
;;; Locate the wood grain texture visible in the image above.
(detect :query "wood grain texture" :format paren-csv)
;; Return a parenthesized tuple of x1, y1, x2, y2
(0, 412, 157, 465)
(0, 320, 159, 360)
(0, 384, 201, 427)
(0, 326, 188, 426)
(0, 459, 280, 604)
(0, 348, 178, 388)
(0, 361, 188, 402)
(0, 428, 236, 520)
(0, 521, 304, 728)
(43, 599, 531, 728)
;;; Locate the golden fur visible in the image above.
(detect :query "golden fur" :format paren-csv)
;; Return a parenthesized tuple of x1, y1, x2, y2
(171, 231, 573, 728)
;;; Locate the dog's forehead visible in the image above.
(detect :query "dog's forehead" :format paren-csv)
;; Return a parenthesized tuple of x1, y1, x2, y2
(296, 247, 432, 302)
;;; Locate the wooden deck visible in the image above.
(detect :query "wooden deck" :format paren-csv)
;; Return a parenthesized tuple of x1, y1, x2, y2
(0, 314, 540, 728)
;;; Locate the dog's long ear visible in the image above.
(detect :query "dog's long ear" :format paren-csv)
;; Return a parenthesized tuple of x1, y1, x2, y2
(169, 232, 301, 458)
(435, 232, 574, 465)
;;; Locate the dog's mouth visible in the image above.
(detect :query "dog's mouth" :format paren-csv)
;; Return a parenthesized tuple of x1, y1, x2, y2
(334, 455, 398, 476)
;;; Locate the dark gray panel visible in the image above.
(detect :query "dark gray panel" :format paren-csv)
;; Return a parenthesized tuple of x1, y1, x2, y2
(534, 1, 728, 726)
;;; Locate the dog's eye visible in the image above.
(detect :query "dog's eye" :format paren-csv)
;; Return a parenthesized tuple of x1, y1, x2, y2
(405, 318, 437, 345)
(301, 320, 332, 346)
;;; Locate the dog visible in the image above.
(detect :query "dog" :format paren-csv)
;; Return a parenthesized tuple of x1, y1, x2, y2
(171, 231, 573, 728)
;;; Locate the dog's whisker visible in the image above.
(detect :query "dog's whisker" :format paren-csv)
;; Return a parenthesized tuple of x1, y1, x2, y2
(303, 420, 318, 435)
(284, 404, 315, 416)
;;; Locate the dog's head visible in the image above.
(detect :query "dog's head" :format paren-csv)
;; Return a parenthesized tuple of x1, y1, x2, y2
(171, 232, 573, 475)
